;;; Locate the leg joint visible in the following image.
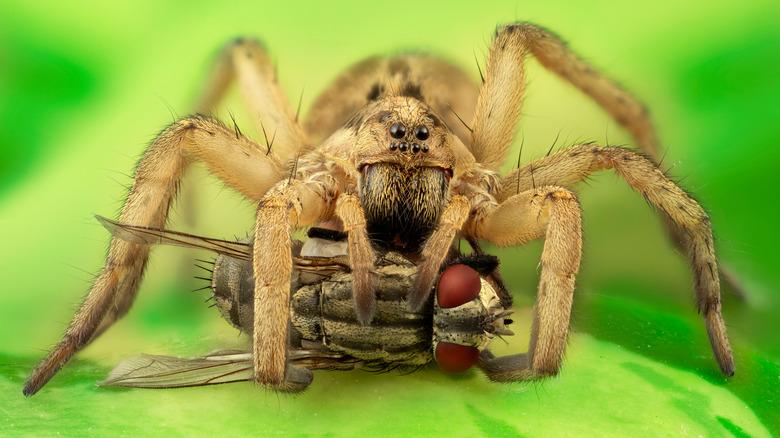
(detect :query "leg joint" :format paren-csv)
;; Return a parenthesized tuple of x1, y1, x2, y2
(544, 189, 577, 202)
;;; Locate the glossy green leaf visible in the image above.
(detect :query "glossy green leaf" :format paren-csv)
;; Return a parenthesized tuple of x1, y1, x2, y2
(2, 1, 777, 436)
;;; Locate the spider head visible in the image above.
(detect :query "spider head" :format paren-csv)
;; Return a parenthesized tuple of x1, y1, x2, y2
(318, 95, 476, 253)
(322, 95, 464, 171)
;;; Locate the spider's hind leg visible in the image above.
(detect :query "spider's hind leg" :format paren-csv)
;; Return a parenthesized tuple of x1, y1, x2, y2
(196, 38, 310, 162)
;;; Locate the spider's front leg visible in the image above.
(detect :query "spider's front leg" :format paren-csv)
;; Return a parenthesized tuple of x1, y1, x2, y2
(252, 174, 335, 389)
(23, 117, 286, 396)
(498, 145, 736, 376)
(471, 187, 583, 379)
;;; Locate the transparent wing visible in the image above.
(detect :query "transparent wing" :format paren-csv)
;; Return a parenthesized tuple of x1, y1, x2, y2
(98, 348, 362, 388)
(97, 350, 254, 388)
(96, 215, 252, 261)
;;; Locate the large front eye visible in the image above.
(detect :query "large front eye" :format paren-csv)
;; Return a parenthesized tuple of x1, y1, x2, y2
(414, 125, 429, 141)
(389, 123, 406, 139)
(437, 264, 481, 308)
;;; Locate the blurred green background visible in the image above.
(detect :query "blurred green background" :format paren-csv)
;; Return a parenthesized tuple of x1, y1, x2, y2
(1, 0, 778, 436)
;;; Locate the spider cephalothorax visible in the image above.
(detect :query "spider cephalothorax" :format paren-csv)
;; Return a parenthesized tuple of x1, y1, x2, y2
(348, 96, 459, 254)
(24, 23, 734, 396)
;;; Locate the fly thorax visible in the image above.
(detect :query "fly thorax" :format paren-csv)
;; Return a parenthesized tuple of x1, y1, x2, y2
(433, 278, 503, 349)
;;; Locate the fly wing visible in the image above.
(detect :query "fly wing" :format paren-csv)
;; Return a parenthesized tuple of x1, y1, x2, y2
(96, 215, 252, 261)
(98, 349, 362, 388)
(97, 350, 253, 388)
(98, 216, 357, 271)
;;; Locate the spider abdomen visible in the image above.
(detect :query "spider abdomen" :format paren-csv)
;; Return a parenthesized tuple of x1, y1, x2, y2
(360, 163, 449, 254)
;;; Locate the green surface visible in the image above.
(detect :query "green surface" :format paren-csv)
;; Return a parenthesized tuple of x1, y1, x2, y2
(1, 0, 778, 436)
(1, 333, 769, 436)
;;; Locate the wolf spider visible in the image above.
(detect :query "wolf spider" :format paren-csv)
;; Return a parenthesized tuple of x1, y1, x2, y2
(24, 22, 734, 396)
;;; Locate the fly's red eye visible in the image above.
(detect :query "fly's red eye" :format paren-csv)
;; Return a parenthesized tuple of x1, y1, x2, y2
(435, 342, 479, 373)
(437, 264, 481, 308)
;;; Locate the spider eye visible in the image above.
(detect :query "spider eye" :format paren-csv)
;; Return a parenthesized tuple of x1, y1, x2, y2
(437, 264, 481, 308)
(389, 123, 406, 139)
(414, 125, 429, 141)
(435, 342, 480, 373)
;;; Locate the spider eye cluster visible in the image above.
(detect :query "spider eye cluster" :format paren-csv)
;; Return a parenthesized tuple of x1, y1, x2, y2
(388, 122, 430, 154)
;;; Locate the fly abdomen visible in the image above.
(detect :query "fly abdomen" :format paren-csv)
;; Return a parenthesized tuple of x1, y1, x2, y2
(211, 247, 506, 370)
(291, 268, 434, 366)
(212, 250, 436, 367)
